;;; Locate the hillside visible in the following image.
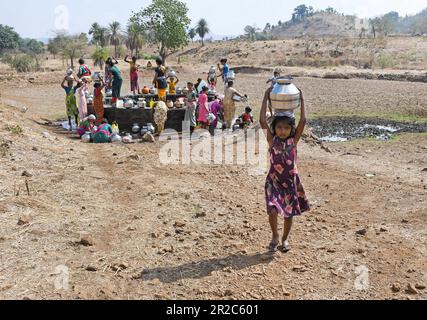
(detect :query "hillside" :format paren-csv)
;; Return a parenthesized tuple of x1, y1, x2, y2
(271, 13, 359, 38)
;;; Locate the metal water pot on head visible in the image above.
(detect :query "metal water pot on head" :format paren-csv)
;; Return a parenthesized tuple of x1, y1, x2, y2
(269, 77, 301, 114)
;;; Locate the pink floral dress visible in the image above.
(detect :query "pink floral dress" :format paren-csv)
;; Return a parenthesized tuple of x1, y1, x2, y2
(265, 136, 310, 218)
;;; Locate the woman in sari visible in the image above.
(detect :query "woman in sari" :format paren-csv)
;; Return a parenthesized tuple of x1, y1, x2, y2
(107, 60, 123, 105)
(93, 78, 105, 124)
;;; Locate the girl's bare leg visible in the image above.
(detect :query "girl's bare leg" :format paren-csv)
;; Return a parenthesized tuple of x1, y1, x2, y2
(268, 209, 280, 247)
(282, 217, 293, 252)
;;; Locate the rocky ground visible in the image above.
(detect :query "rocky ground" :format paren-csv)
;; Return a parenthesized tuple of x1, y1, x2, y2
(0, 63, 426, 300)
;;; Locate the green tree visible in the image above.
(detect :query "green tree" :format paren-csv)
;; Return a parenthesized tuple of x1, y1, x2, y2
(293, 4, 309, 22)
(0, 24, 20, 53)
(126, 22, 144, 57)
(381, 12, 399, 35)
(188, 28, 196, 42)
(89, 23, 109, 47)
(325, 7, 337, 14)
(47, 39, 60, 58)
(130, 0, 191, 64)
(195, 18, 209, 46)
(244, 25, 258, 41)
(47, 33, 67, 59)
(370, 18, 382, 38)
(91, 47, 109, 70)
(60, 34, 87, 68)
(19, 38, 45, 55)
(109, 21, 122, 57)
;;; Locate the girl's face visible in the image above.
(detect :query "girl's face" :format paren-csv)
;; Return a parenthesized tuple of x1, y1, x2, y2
(275, 120, 292, 140)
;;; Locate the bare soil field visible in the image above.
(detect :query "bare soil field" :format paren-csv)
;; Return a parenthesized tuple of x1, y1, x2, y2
(0, 48, 426, 300)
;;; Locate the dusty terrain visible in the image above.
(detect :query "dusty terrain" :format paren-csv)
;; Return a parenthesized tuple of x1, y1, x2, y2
(0, 46, 426, 300)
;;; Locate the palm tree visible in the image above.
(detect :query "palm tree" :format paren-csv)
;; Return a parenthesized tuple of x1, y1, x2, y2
(109, 21, 121, 57)
(188, 28, 196, 42)
(89, 23, 109, 47)
(126, 23, 144, 57)
(195, 19, 210, 46)
(91, 47, 109, 70)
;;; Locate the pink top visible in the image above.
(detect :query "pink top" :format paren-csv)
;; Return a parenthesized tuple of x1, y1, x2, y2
(197, 93, 209, 123)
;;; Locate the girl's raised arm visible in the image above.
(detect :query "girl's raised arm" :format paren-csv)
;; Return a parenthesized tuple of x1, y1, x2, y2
(293, 89, 307, 145)
(260, 87, 274, 147)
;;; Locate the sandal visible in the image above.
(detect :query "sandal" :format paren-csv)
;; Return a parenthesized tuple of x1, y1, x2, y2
(268, 241, 280, 252)
(281, 238, 291, 253)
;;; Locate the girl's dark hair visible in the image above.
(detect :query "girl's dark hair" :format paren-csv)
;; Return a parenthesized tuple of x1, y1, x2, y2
(94, 82, 101, 88)
(271, 116, 296, 137)
(202, 86, 209, 92)
(79, 58, 85, 65)
(156, 57, 163, 65)
(227, 80, 234, 87)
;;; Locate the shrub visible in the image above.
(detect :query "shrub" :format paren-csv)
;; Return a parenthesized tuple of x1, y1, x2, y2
(5, 124, 23, 134)
(376, 53, 394, 69)
(3, 54, 39, 72)
(142, 54, 159, 60)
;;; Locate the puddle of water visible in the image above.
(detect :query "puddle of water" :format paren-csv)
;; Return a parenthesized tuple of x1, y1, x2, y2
(60, 121, 77, 131)
(363, 124, 400, 133)
(320, 135, 348, 142)
(310, 117, 427, 143)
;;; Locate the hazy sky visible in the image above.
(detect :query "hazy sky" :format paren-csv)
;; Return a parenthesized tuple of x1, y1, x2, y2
(1, 0, 426, 39)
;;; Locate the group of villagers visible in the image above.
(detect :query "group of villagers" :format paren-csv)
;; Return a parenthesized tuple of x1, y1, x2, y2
(61, 56, 256, 142)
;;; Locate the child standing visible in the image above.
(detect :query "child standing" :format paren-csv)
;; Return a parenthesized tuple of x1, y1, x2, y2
(207, 66, 217, 90)
(197, 86, 209, 129)
(260, 87, 310, 252)
(240, 107, 254, 129)
(167, 74, 180, 95)
(266, 69, 281, 88)
(61, 76, 79, 130)
(125, 55, 141, 95)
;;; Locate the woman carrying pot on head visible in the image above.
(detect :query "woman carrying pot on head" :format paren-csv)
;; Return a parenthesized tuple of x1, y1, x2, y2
(107, 59, 123, 105)
(104, 57, 118, 93)
(153, 57, 168, 102)
(223, 80, 246, 129)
